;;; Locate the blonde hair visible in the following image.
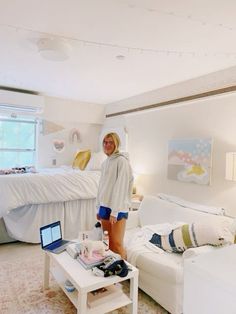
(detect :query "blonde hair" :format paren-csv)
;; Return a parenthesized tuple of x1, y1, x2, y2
(103, 132, 120, 154)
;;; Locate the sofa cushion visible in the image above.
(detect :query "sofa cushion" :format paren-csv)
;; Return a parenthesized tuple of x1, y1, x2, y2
(139, 196, 234, 228)
(149, 220, 234, 253)
(139, 196, 181, 227)
(135, 250, 183, 282)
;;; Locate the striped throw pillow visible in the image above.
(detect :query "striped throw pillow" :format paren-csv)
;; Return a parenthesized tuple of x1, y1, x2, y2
(149, 221, 234, 253)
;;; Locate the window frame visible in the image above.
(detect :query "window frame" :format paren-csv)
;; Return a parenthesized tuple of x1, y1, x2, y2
(0, 117, 37, 167)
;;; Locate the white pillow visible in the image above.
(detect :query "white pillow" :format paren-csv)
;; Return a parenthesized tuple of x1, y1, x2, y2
(139, 196, 181, 227)
(85, 151, 106, 170)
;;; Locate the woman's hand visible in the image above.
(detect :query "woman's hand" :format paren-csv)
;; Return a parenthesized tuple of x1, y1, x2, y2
(109, 215, 117, 224)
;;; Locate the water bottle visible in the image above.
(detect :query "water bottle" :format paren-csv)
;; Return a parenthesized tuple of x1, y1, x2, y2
(103, 230, 109, 251)
(92, 221, 103, 240)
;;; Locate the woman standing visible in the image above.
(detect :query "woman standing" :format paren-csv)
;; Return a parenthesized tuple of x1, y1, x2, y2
(96, 132, 133, 259)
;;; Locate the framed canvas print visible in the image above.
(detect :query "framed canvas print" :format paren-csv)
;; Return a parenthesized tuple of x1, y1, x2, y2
(168, 138, 213, 185)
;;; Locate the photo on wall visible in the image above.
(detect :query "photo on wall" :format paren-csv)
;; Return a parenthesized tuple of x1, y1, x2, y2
(167, 138, 213, 185)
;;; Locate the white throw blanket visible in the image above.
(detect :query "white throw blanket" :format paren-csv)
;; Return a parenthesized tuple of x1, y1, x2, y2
(0, 168, 100, 218)
(158, 193, 225, 215)
(126, 222, 185, 266)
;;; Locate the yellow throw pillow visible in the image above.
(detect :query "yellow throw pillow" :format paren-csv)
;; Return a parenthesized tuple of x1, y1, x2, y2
(72, 150, 91, 170)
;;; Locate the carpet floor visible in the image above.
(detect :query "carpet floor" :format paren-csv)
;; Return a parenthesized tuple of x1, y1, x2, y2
(0, 242, 169, 314)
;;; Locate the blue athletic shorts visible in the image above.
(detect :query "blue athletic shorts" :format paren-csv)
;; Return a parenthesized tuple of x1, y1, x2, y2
(98, 206, 128, 221)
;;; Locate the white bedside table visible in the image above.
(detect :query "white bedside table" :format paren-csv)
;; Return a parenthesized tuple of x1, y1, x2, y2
(183, 244, 236, 314)
(130, 199, 141, 211)
(130, 195, 143, 211)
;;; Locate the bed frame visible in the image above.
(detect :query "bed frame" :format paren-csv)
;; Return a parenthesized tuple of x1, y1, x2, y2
(0, 218, 16, 244)
(1, 199, 97, 244)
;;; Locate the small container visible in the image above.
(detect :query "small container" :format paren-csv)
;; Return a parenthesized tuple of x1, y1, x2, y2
(64, 279, 75, 292)
(103, 230, 109, 251)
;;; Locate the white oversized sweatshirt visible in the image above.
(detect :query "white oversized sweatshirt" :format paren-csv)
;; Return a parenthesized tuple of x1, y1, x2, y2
(96, 152, 133, 218)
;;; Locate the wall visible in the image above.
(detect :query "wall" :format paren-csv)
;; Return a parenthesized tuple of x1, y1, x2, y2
(37, 96, 105, 167)
(106, 65, 236, 116)
(105, 92, 236, 217)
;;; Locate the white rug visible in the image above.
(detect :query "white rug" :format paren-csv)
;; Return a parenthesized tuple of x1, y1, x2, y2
(0, 254, 168, 314)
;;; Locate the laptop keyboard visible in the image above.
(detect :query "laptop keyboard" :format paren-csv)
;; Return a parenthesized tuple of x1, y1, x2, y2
(59, 240, 69, 246)
(52, 243, 68, 253)
(48, 239, 69, 250)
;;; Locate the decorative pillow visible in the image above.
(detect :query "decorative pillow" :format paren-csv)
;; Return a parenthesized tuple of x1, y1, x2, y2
(72, 150, 91, 170)
(149, 221, 234, 253)
(85, 151, 106, 171)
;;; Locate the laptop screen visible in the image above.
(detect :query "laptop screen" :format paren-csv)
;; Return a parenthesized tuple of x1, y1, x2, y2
(40, 221, 62, 249)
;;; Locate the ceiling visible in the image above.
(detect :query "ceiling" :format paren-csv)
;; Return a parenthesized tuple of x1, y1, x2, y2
(0, 0, 236, 105)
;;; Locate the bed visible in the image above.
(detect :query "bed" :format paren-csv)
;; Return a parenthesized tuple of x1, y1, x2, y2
(0, 167, 101, 243)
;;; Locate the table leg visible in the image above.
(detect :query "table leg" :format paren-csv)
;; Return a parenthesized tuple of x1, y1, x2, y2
(78, 289, 87, 314)
(129, 272, 138, 314)
(43, 252, 50, 290)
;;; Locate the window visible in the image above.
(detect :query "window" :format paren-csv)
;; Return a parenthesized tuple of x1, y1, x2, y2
(0, 117, 37, 169)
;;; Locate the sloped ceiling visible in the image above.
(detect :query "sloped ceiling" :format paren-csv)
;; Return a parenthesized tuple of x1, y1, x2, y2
(0, 0, 236, 104)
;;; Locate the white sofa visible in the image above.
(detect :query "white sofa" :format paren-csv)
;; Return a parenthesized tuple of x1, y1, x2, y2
(124, 195, 235, 314)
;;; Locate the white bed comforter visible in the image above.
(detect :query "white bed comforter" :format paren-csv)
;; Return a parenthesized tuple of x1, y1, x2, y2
(0, 168, 100, 217)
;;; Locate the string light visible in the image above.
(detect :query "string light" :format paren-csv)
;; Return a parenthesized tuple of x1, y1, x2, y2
(0, 21, 236, 59)
(125, 2, 236, 32)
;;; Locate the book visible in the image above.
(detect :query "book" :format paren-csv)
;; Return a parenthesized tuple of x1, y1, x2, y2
(77, 250, 105, 270)
(66, 242, 80, 259)
(87, 284, 123, 308)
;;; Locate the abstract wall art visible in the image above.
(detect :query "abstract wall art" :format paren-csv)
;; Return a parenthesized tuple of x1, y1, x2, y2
(168, 138, 213, 185)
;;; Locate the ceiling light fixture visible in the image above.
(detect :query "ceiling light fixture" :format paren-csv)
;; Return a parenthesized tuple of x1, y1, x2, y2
(37, 38, 70, 62)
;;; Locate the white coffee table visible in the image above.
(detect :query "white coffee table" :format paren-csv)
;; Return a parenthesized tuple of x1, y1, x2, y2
(43, 250, 139, 314)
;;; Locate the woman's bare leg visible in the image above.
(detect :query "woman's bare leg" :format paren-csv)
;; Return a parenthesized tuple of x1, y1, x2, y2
(110, 218, 127, 259)
(100, 219, 111, 235)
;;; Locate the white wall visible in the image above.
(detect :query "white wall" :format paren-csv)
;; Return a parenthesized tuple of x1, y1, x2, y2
(105, 92, 236, 217)
(106, 65, 236, 116)
(37, 96, 105, 167)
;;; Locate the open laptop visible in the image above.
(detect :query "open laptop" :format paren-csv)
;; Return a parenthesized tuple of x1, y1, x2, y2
(40, 221, 72, 254)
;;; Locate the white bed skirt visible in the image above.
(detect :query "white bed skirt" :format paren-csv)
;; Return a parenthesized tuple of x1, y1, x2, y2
(3, 199, 97, 243)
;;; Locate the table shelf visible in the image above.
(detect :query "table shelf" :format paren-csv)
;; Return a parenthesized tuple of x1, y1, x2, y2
(87, 294, 132, 314)
(50, 262, 135, 313)
(51, 266, 78, 308)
